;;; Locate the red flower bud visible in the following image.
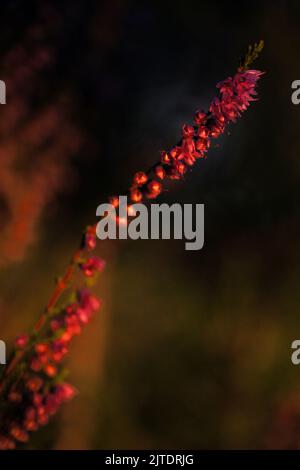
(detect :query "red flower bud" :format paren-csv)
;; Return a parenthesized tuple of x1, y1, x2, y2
(176, 162, 187, 176)
(56, 383, 77, 402)
(146, 180, 162, 199)
(182, 137, 195, 155)
(161, 151, 171, 164)
(84, 231, 97, 251)
(24, 419, 38, 431)
(38, 352, 49, 365)
(109, 195, 119, 208)
(133, 171, 148, 186)
(37, 405, 46, 417)
(0, 435, 16, 450)
(183, 154, 196, 166)
(127, 205, 136, 216)
(196, 137, 210, 152)
(166, 168, 181, 180)
(194, 110, 207, 125)
(60, 331, 72, 343)
(35, 343, 48, 354)
(32, 394, 43, 407)
(30, 358, 42, 372)
(15, 334, 29, 349)
(210, 123, 224, 138)
(50, 318, 63, 332)
(182, 124, 194, 137)
(25, 407, 36, 421)
(8, 391, 22, 403)
(10, 425, 29, 443)
(80, 256, 106, 277)
(26, 377, 43, 392)
(198, 126, 209, 139)
(154, 165, 166, 180)
(130, 188, 143, 202)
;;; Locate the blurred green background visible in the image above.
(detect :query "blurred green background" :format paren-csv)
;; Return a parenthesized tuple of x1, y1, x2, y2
(0, 0, 300, 449)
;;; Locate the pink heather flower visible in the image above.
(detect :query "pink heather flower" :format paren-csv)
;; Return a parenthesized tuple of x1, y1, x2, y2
(122, 68, 262, 215)
(55, 383, 77, 402)
(26, 377, 43, 392)
(194, 110, 206, 125)
(35, 343, 49, 354)
(37, 414, 49, 426)
(44, 394, 60, 416)
(130, 188, 143, 203)
(133, 171, 148, 186)
(1, 278, 102, 448)
(76, 307, 91, 324)
(44, 363, 57, 378)
(182, 124, 194, 138)
(146, 180, 162, 199)
(32, 393, 43, 407)
(84, 232, 97, 251)
(24, 417, 38, 432)
(80, 256, 106, 277)
(51, 340, 68, 362)
(198, 126, 209, 139)
(15, 334, 29, 349)
(0, 435, 16, 450)
(8, 391, 22, 403)
(65, 314, 82, 335)
(24, 407, 36, 422)
(154, 165, 166, 180)
(214, 69, 263, 122)
(30, 357, 42, 372)
(50, 317, 63, 332)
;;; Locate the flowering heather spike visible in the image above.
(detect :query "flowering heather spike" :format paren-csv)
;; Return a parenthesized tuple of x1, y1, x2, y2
(0, 43, 263, 449)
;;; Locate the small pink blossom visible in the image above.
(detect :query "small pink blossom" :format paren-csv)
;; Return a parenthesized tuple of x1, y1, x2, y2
(55, 383, 77, 402)
(84, 232, 97, 251)
(80, 256, 106, 277)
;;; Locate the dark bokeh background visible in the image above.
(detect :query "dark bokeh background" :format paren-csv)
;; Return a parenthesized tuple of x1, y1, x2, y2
(0, 0, 300, 449)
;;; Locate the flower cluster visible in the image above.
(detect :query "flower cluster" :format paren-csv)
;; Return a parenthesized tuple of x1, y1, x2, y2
(0, 382, 76, 449)
(106, 70, 263, 216)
